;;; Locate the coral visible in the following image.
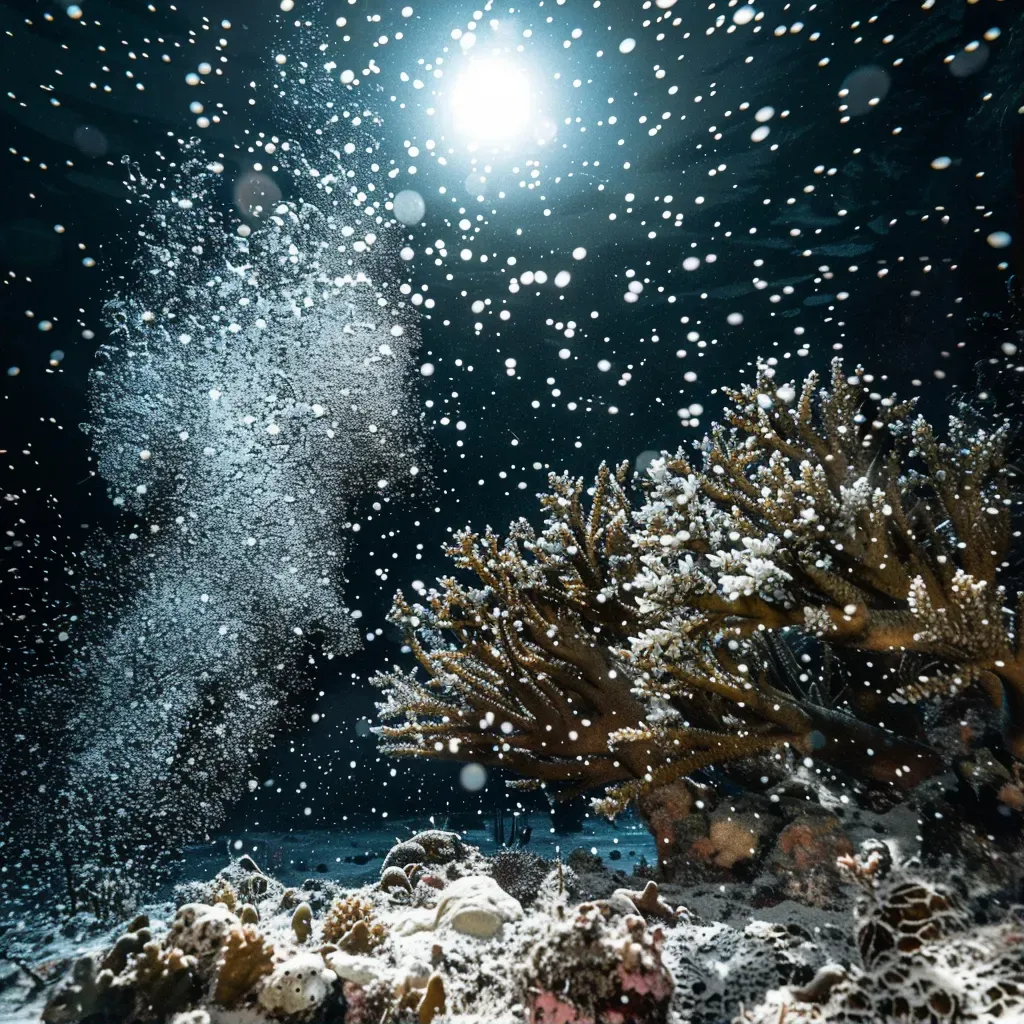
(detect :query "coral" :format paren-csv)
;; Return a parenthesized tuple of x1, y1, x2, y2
(134, 941, 202, 1020)
(257, 952, 338, 1018)
(291, 902, 313, 944)
(521, 900, 674, 1024)
(737, 842, 1024, 1023)
(662, 915, 828, 1023)
(212, 923, 274, 1007)
(342, 978, 394, 1024)
(612, 881, 678, 923)
(101, 919, 153, 974)
(373, 461, 651, 799)
(211, 879, 237, 912)
(490, 849, 551, 907)
(433, 875, 524, 938)
(688, 814, 769, 871)
(42, 954, 133, 1023)
(322, 895, 387, 952)
(372, 360, 1024, 863)
(418, 972, 446, 1024)
(766, 814, 854, 907)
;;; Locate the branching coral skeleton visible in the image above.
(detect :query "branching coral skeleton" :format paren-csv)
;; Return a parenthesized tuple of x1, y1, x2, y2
(373, 360, 1023, 830)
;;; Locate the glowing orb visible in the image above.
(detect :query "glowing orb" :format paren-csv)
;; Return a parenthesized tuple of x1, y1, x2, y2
(450, 57, 532, 144)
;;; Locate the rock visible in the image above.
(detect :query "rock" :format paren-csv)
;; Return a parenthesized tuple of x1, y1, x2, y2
(433, 875, 523, 938)
(324, 951, 393, 986)
(380, 841, 427, 874)
(168, 903, 238, 959)
(380, 866, 413, 894)
(258, 953, 337, 1017)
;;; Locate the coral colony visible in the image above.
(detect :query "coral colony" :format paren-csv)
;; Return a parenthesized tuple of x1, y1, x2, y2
(375, 360, 1022, 820)
(29, 364, 1024, 1024)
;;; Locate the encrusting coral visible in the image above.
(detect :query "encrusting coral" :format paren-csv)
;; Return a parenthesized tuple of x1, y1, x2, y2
(737, 840, 1024, 1023)
(373, 360, 1024, 844)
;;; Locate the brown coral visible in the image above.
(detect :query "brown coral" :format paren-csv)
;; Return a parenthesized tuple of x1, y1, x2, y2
(372, 360, 1023, 845)
(322, 895, 387, 952)
(134, 942, 201, 1020)
(212, 924, 274, 1007)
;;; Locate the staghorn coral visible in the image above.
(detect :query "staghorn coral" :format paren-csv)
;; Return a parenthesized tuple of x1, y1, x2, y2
(372, 360, 1023, 837)
(373, 461, 652, 798)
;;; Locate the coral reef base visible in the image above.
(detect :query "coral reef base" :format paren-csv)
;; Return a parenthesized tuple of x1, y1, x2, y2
(2, 795, 1022, 1024)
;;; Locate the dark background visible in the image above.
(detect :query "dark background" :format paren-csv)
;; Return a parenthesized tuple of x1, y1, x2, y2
(1, 0, 1021, 844)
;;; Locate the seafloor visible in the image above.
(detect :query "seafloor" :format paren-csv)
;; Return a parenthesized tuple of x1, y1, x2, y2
(3, 786, 1022, 1024)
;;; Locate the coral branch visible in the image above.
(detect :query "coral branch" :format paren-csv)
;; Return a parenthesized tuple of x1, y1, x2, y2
(372, 360, 1021, 827)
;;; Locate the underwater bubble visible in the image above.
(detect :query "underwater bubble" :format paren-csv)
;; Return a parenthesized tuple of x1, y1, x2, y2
(234, 172, 283, 218)
(619, 38, 636, 54)
(733, 5, 756, 24)
(930, 155, 952, 170)
(948, 43, 989, 78)
(73, 125, 108, 157)
(839, 65, 891, 116)
(392, 189, 426, 225)
(986, 231, 1012, 249)
(459, 763, 487, 791)
(635, 450, 661, 475)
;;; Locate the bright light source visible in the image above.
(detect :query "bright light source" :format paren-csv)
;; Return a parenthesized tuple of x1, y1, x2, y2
(450, 57, 532, 144)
